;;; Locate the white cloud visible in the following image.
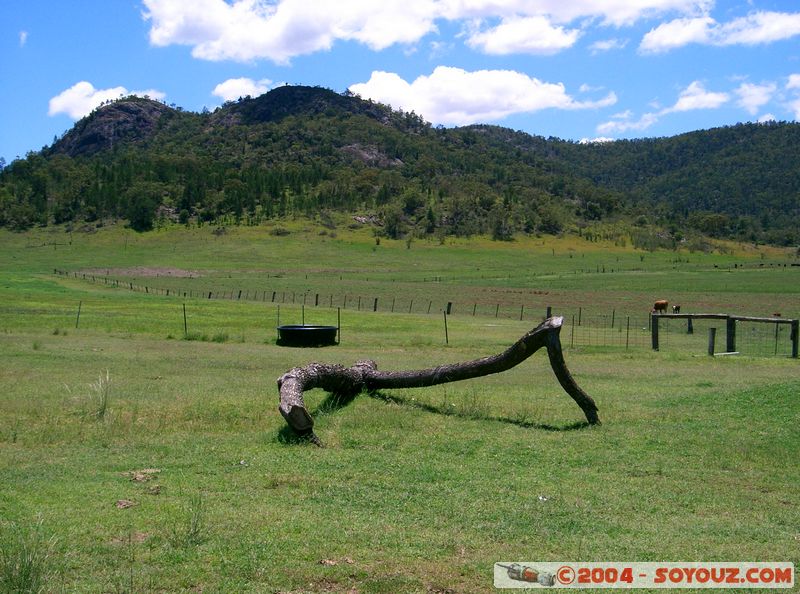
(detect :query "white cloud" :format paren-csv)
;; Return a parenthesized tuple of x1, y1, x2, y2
(757, 113, 776, 123)
(466, 16, 580, 55)
(663, 80, 729, 112)
(734, 82, 776, 115)
(142, 0, 713, 63)
(349, 66, 616, 126)
(596, 111, 659, 135)
(589, 38, 627, 54)
(639, 16, 714, 53)
(716, 11, 800, 46)
(438, 0, 712, 28)
(429, 40, 454, 59)
(212, 77, 272, 101)
(143, 0, 439, 63)
(597, 80, 730, 136)
(786, 74, 800, 120)
(640, 11, 800, 53)
(48, 81, 166, 119)
(19, 31, 28, 47)
(579, 136, 615, 144)
(789, 98, 800, 120)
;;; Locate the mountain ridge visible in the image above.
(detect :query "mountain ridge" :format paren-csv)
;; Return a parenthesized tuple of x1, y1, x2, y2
(2, 85, 798, 246)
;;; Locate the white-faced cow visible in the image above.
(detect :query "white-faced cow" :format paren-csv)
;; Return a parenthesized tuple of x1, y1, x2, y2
(672, 305, 681, 314)
(652, 300, 668, 314)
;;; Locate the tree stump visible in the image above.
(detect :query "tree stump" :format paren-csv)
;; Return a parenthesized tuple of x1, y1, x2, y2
(277, 316, 599, 445)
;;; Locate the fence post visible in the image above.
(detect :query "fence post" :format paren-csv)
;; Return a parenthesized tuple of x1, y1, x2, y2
(708, 327, 717, 356)
(446, 302, 452, 315)
(611, 308, 615, 328)
(571, 314, 575, 348)
(687, 318, 694, 334)
(546, 306, 552, 319)
(183, 303, 188, 337)
(75, 301, 82, 329)
(626, 316, 630, 350)
(651, 314, 660, 351)
(726, 316, 736, 353)
(775, 322, 780, 356)
(791, 319, 799, 358)
(443, 311, 449, 345)
(373, 297, 378, 312)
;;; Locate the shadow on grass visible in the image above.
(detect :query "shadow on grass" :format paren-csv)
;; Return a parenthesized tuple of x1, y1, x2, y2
(274, 388, 591, 445)
(273, 391, 359, 446)
(368, 391, 592, 432)
(275, 425, 325, 447)
(314, 390, 360, 416)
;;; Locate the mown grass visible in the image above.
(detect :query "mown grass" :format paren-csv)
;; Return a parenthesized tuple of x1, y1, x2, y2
(0, 224, 798, 592)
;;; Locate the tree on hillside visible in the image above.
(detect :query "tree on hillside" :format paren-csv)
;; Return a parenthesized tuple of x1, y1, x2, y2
(124, 181, 163, 232)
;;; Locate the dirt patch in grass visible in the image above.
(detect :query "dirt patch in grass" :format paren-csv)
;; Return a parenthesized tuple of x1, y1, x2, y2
(110, 531, 149, 545)
(122, 468, 161, 482)
(79, 266, 201, 278)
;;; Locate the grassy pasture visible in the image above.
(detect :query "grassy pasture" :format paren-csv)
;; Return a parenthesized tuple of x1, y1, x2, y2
(0, 223, 798, 593)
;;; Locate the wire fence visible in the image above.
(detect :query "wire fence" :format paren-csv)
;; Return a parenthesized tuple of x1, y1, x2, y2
(53, 269, 796, 357)
(656, 316, 797, 358)
(560, 314, 652, 350)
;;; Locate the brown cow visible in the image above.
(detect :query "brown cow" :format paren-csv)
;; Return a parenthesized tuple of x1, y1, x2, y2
(652, 300, 668, 314)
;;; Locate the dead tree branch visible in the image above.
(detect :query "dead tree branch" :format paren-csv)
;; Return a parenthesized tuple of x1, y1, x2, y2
(277, 316, 599, 444)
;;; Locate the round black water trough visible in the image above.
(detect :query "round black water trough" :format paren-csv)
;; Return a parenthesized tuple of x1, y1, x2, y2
(277, 325, 338, 347)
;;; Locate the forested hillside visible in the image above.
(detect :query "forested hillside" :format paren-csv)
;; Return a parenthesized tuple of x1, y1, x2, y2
(1, 85, 798, 246)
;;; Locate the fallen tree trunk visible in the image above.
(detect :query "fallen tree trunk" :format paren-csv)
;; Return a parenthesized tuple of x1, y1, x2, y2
(277, 316, 599, 445)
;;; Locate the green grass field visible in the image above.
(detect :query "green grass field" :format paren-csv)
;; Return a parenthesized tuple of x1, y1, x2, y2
(1, 223, 798, 593)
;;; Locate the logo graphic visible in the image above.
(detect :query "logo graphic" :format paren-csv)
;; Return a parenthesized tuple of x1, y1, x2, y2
(494, 562, 794, 589)
(497, 564, 556, 586)
(557, 565, 576, 585)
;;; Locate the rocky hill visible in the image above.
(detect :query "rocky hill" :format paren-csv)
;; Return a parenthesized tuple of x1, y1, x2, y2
(2, 85, 798, 246)
(52, 96, 175, 157)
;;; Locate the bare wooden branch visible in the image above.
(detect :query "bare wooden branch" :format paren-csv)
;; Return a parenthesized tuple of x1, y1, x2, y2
(277, 316, 599, 443)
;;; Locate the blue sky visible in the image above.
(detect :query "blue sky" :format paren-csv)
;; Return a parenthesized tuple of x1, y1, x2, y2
(3, 0, 800, 163)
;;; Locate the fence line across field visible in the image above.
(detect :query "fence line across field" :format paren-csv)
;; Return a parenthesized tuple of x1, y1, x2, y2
(53, 269, 797, 357)
(52, 269, 647, 325)
(653, 313, 798, 358)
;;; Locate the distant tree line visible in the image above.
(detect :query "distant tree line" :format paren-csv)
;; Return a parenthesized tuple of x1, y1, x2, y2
(0, 87, 798, 246)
